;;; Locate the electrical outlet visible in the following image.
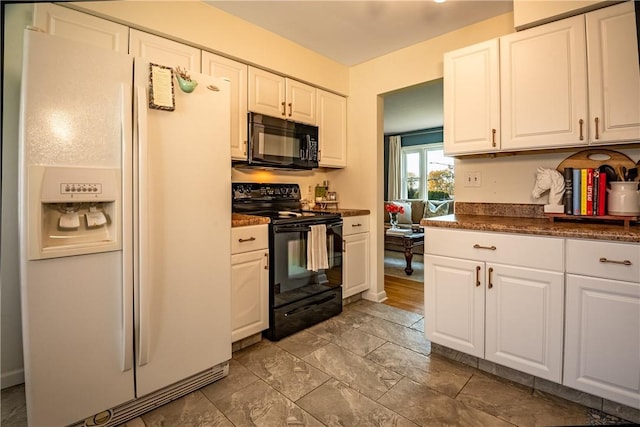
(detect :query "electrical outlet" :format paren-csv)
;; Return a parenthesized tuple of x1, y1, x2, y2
(464, 171, 481, 187)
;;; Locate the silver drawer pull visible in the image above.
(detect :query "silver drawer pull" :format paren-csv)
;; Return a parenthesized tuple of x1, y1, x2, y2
(352, 223, 362, 227)
(473, 244, 496, 251)
(238, 237, 256, 243)
(599, 257, 632, 266)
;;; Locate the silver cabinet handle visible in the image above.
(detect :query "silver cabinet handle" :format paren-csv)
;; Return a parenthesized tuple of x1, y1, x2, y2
(473, 244, 496, 251)
(238, 237, 256, 243)
(599, 257, 632, 266)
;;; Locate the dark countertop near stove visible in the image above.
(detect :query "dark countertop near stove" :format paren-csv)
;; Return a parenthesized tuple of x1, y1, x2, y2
(232, 213, 270, 228)
(232, 209, 370, 227)
(420, 203, 639, 243)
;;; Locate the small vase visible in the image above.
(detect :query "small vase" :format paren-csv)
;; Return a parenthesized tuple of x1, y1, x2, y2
(176, 75, 198, 93)
(389, 212, 399, 230)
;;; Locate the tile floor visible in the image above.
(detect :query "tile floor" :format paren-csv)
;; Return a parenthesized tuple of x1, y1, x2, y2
(1, 300, 634, 427)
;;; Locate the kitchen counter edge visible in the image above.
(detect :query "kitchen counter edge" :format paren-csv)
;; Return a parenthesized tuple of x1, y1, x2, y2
(232, 214, 270, 228)
(420, 214, 639, 243)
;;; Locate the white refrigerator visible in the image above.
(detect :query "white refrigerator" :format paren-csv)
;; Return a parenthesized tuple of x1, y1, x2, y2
(19, 30, 231, 426)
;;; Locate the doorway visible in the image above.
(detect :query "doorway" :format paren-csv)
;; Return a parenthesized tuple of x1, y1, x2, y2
(381, 79, 444, 315)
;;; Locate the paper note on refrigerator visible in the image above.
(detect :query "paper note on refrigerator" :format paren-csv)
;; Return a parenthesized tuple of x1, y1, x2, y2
(149, 63, 175, 111)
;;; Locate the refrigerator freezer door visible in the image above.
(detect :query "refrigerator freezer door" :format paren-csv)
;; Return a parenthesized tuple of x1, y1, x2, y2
(133, 62, 232, 397)
(19, 31, 134, 426)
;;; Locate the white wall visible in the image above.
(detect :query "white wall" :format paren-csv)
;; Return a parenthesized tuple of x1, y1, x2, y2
(331, 13, 516, 302)
(2, 3, 33, 389)
(455, 148, 640, 203)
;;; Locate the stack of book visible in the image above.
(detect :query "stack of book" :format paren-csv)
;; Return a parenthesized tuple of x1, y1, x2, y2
(562, 167, 608, 216)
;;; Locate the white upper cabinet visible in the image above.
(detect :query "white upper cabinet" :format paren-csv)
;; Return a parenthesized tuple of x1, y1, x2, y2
(444, 39, 500, 155)
(317, 89, 347, 167)
(248, 67, 317, 125)
(500, 15, 588, 151)
(129, 29, 201, 72)
(585, 1, 640, 144)
(202, 52, 248, 160)
(33, 3, 128, 52)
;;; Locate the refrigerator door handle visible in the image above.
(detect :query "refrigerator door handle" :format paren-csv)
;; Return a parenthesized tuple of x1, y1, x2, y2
(121, 83, 133, 372)
(136, 85, 150, 367)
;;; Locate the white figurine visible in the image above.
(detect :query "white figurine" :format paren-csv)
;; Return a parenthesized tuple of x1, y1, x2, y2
(532, 167, 565, 213)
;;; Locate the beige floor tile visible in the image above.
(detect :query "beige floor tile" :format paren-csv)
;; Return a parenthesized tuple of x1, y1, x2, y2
(233, 340, 330, 401)
(141, 390, 233, 427)
(457, 373, 592, 427)
(297, 379, 419, 427)
(214, 380, 323, 427)
(368, 343, 474, 397)
(303, 342, 402, 400)
(378, 377, 514, 427)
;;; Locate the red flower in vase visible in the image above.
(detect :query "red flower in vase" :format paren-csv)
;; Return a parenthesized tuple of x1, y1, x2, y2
(385, 204, 405, 214)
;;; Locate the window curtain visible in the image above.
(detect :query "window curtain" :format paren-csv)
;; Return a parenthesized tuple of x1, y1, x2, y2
(387, 135, 401, 200)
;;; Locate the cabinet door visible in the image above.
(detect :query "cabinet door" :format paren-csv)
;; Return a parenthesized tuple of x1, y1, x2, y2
(202, 51, 248, 160)
(343, 232, 370, 298)
(231, 250, 269, 342)
(317, 89, 347, 167)
(444, 39, 500, 155)
(33, 3, 128, 52)
(564, 274, 640, 409)
(129, 29, 201, 72)
(286, 79, 316, 125)
(425, 255, 484, 357)
(248, 67, 286, 118)
(500, 15, 588, 150)
(485, 264, 564, 382)
(586, 1, 640, 144)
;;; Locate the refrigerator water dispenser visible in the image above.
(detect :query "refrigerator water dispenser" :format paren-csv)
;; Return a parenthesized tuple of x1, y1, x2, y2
(28, 166, 121, 259)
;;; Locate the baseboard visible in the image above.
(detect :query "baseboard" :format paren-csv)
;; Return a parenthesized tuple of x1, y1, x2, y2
(1, 368, 25, 389)
(362, 289, 387, 303)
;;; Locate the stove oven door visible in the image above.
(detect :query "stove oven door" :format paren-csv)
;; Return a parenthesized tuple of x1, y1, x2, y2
(270, 218, 342, 308)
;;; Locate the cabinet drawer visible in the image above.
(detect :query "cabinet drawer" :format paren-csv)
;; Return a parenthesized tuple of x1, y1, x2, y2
(231, 225, 268, 254)
(425, 228, 563, 271)
(343, 215, 369, 236)
(566, 239, 640, 283)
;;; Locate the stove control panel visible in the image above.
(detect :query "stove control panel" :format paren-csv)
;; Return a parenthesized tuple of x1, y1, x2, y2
(232, 183, 300, 201)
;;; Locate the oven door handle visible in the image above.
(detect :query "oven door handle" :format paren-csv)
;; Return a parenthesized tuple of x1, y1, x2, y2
(274, 225, 312, 233)
(274, 221, 342, 233)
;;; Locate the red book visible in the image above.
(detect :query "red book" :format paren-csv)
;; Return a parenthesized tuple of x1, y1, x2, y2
(586, 168, 594, 216)
(598, 169, 607, 215)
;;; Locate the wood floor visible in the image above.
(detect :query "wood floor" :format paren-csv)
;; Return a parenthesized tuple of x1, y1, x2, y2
(382, 274, 424, 315)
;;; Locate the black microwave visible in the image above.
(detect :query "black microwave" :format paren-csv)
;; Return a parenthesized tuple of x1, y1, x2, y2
(242, 112, 319, 170)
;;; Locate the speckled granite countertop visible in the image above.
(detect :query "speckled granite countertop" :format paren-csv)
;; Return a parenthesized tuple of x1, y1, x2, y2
(231, 214, 270, 228)
(420, 203, 639, 243)
(231, 209, 370, 227)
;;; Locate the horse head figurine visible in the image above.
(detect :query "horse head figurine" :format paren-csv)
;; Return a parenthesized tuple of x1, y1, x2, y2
(532, 167, 565, 207)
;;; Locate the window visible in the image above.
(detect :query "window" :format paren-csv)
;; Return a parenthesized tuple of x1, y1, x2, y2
(401, 143, 454, 200)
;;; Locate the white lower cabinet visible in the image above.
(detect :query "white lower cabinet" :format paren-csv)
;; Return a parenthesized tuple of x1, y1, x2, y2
(425, 228, 564, 382)
(231, 225, 269, 342)
(563, 239, 640, 409)
(342, 215, 370, 298)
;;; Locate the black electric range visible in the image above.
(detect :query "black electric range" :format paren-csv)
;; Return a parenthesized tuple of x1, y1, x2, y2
(232, 183, 343, 340)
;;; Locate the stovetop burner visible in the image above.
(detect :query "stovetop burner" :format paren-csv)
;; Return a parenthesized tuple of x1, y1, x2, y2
(232, 183, 341, 224)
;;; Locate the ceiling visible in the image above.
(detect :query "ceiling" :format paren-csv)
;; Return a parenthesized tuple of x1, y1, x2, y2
(205, 0, 513, 133)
